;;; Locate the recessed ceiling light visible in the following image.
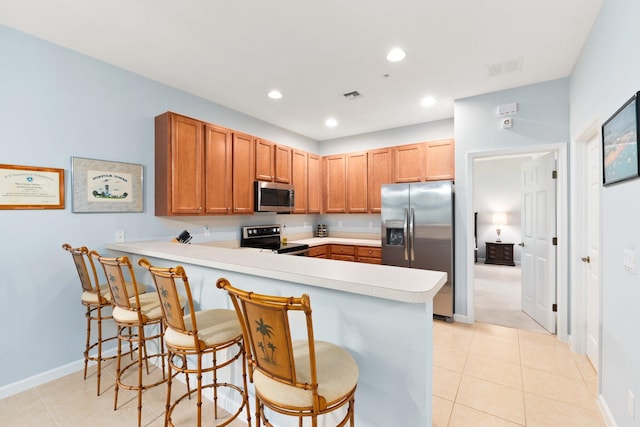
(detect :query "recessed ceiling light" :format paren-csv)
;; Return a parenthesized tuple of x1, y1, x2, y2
(421, 96, 436, 107)
(325, 118, 338, 127)
(386, 47, 406, 62)
(267, 90, 283, 99)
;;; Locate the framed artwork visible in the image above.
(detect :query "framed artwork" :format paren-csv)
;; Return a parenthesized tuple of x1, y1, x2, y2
(602, 91, 640, 186)
(72, 157, 143, 213)
(0, 164, 64, 209)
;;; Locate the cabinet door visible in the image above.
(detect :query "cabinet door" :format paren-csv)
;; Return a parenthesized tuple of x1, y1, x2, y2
(169, 114, 204, 214)
(291, 149, 308, 213)
(274, 145, 292, 183)
(324, 154, 346, 213)
(204, 125, 233, 214)
(255, 139, 274, 181)
(308, 245, 328, 258)
(394, 143, 424, 183)
(307, 154, 321, 214)
(367, 148, 393, 213)
(425, 138, 455, 181)
(232, 132, 255, 214)
(346, 152, 368, 213)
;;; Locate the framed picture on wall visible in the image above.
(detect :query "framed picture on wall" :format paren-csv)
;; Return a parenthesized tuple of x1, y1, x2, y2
(71, 157, 143, 213)
(602, 91, 640, 186)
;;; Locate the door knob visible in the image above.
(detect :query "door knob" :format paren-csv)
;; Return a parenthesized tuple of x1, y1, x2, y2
(581, 256, 591, 263)
(518, 242, 525, 247)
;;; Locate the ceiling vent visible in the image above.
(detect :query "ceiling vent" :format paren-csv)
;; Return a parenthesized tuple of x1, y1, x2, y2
(487, 57, 524, 77)
(343, 91, 361, 100)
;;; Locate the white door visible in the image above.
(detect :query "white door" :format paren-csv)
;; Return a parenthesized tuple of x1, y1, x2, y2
(521, 152, 557, 333)
(585, 138, 601, 369)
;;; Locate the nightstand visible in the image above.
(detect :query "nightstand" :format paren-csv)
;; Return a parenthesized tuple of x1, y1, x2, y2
(485, 242, 516, 266)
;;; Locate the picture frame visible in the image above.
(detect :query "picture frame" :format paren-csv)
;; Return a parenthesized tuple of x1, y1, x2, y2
(602, 91, 640, 186)
(0, 164, 65, 210)
(72, 157, 143, 213)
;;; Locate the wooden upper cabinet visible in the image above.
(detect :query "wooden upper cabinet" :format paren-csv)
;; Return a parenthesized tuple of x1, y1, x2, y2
(255, 138, 274, 181)
(307, 153, 321, 214)
(367, 148, 393, 213)
(274, 144, 292, 183)
(291, 149, 308, 214)
(155, 112, 205, 216)
(204, 124, 233, 214)
(324, 154, 346, 213)
(425, 138, 455, 181)
(232, 132, 255, 214)
(255, 139, 292, 183)
(394, 143, 425, 183)
(346, 151, 368, 213)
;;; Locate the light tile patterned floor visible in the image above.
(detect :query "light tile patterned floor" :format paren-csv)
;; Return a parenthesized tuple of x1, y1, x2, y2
(0, 321, 605, 426)
(433, 320, 606, 427)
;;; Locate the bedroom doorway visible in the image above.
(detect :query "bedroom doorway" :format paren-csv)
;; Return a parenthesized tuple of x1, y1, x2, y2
(472, 151, 557, 334)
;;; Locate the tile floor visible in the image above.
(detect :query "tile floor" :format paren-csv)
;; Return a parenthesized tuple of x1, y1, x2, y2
(0, 321, 606, 426)
(433, 320, 606, 427)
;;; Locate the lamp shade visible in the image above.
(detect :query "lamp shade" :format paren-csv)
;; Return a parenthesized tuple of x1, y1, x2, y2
(492, 212, 507, 226)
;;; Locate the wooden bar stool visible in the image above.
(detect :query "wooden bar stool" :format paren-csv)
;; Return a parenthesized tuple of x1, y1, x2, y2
(139, 259, 251, 427)
(62, 243, 131, 396)
(92, 252, 176, 427)
(217, 278, 358, 427)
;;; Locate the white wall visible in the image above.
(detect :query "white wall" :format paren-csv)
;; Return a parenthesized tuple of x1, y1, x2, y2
(319, 118, 453, 156)
(454, 78, 570, 317)
(570, 0, 640, 425)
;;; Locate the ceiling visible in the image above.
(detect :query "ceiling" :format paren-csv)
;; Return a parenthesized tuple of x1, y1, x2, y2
(0, 0, 602, 141)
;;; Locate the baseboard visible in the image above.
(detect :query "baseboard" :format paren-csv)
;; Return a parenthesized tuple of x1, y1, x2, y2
(0, 347, 118, 400)
(453, 313, 472, 324)
(597, 394, 618, 427)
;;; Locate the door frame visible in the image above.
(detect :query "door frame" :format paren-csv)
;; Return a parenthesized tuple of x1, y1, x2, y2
(466, 142, 569, 342)
(570, 120, 602, 371)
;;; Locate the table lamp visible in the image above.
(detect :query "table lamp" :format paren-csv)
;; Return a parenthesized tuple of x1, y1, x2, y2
(492, 212, 507, 242)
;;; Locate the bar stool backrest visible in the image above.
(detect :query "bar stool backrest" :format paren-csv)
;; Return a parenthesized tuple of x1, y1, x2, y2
(62, 244, 105, 304)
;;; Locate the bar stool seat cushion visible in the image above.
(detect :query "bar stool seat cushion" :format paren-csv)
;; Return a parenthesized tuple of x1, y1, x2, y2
(164, 309, 241, 349)
(252, 340, 358, 409)
(112, 293, 171, 323)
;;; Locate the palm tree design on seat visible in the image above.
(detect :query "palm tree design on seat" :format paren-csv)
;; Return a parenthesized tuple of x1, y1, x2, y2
(158, 286, 173, 320)
(255, 318, 277, 363)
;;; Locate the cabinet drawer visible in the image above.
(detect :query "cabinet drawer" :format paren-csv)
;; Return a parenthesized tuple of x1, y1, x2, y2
(308, 245, 328, 257)
(331, 254, 355, 262)
(331, 245, 355, 255)
(356, 246, 381, 258)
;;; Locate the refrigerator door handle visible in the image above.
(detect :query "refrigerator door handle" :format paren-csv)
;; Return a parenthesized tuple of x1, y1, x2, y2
(410, 207, 415, 261)
(403, 208, 409, 261)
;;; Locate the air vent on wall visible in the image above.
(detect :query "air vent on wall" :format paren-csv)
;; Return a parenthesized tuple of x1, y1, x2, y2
(343, 91, 361, 100)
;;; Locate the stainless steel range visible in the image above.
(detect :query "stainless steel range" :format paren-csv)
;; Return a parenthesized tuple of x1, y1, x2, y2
(240, 225, 310, 255)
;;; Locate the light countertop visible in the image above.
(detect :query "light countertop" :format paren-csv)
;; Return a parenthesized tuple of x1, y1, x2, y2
(105, 240, 445, 303)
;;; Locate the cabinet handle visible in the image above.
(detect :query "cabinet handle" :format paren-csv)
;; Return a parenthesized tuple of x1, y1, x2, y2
(581, 256, 591, 263)
(198, 207, 203, 210)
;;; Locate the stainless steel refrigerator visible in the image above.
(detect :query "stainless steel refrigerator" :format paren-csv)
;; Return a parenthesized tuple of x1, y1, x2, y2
(381, 181, 454, 321)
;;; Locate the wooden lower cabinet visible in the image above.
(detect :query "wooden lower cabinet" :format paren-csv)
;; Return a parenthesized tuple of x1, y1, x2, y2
(356, 246, 382, 264)
(330, 244, 355, 262)
(322, 244, 382, 264)
(308, 245, 329, 258)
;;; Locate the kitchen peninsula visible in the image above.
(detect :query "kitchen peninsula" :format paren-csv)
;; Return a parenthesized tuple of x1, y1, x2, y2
(106, 240, 447, 427)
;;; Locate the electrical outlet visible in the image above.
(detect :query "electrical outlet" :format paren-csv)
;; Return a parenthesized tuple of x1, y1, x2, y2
(369, 221, 374, 229)
(338, 221, 343, 228)
(624, 249, 636, 274)
(204, 225, 210, 236)
(629, 390, 635, 418)
(115, 230, 125, 242)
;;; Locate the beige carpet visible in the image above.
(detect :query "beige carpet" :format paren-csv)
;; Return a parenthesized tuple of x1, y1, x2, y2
(473, 263, 549, 334)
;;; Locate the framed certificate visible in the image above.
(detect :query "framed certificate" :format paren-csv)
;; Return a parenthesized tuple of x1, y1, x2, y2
(0, 164, 64, 209)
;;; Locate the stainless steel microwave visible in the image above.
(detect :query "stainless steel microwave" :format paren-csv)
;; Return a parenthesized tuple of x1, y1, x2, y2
(254, 181, 295, 213)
